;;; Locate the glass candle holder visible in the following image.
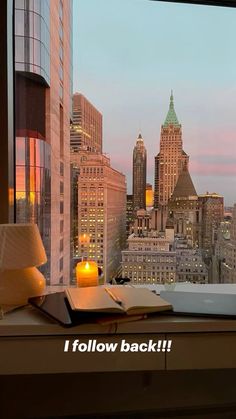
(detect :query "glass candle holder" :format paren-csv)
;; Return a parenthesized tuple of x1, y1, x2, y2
(76, 261, 99, 287)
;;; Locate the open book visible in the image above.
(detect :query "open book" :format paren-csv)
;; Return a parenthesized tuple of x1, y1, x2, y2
(65, 286, 172, 316)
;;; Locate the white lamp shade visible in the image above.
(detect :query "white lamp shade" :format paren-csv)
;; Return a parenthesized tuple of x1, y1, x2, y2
(0, 224, 47, 270)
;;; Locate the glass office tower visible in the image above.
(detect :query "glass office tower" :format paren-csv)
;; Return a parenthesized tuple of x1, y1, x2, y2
(14, 0, 72, 284)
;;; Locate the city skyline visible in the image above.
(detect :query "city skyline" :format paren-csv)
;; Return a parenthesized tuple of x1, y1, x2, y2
(73, 0, 236, 206)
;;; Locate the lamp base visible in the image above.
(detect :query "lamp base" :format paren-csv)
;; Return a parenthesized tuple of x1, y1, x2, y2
(0, 267, 46, 306)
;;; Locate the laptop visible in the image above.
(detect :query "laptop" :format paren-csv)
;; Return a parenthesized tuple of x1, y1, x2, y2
(160, 290, 236, 317)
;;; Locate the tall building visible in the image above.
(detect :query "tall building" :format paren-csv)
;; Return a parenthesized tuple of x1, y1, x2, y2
(70, 94, 103, 268)
(132, 133, 147, 212)
(15, 0, 72, 284)
(126, 194, 134, 238)
(70, 93, 102, 153)
(198, 192, 224, 255)
(214, 206, 236, 283)
(71, 152, 126, 281)
(71, 163, 80, 262)
(154, 92, 189, 208)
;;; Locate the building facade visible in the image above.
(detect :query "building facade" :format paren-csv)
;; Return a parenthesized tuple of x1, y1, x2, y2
(70, 93, 102, 153)
(121, 232, 208, 285)
(168, 165, 202, 248)
(154, 92, 189, 208)
(71, 152, 126, 281)
(15, 0, 72, 284)
(126, 194, 134, 238)
(132, 133, 147, 212)
(214, 205, 236, 283)
(130, 209, 151, 237)
(176, 248, 208, 283)
(121, 231, 176, 284)
(198, 193, 224, 256)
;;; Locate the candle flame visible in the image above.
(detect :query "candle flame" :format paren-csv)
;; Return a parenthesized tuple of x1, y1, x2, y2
(85, 262, 90, 270)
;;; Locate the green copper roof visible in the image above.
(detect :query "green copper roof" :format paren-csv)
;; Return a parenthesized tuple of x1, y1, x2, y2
(163, 91, 181, 127)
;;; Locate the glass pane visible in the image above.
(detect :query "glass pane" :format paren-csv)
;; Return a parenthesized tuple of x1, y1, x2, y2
(16, 167, 25, 191)
(30, 167, 35, 191)
(16, 138, 25, 165)
(34, 13, 41, 40)
(35, 138, 40, 167)
(15, 0, 25, 9)
(29, 137, 35, 166)
(15, 36, 24, 63)
(28, 11, 34, 38)
(35, 167, 41, 192)
(33, 39, 41, 67)
(33, 0, 41, 14)
(15, 10, 25, 36)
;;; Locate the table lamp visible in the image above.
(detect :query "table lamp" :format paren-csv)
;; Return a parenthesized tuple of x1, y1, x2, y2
(0, 224, 47, 306)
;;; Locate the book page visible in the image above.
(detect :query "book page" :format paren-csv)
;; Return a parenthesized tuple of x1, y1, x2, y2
(65, 287, 124, 313)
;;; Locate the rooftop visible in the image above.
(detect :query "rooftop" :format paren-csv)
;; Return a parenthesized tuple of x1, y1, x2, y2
(163, 91, 181, 127)
(171, 166, 197, 199)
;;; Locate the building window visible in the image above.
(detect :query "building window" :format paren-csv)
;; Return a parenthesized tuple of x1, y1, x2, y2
(59, 257, 63, 272)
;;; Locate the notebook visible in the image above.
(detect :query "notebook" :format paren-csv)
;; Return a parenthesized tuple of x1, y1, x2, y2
(65, 286, 172, 316)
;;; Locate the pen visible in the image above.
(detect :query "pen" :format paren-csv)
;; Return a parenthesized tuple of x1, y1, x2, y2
(104, 287, 123, 306)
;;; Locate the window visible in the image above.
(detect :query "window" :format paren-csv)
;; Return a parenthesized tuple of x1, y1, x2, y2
(59, 257, 63, 272)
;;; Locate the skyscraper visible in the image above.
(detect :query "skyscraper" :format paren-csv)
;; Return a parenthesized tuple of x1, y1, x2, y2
(70, 93, 102, 153)
(198, 192, 224, 254)
(154, 92, 189, 208)
(132, 133, 147, 212)
(126, 194, 134, 238)
(71, 152, 126, 281)
(15, 0, 72, 284)
(214, 204, 236, 283)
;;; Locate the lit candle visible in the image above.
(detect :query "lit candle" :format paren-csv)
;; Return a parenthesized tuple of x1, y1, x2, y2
(76, 261, 98, 287)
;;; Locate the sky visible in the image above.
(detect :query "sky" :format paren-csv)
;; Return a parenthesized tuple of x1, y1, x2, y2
(73, 0, 236, 206)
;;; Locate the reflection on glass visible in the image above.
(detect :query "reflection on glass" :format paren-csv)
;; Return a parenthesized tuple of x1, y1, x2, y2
(16, 136, 51, 280)
(16, 138, 25, 165)
(15, 0, 50, 84)
(16, 166, 25, 190)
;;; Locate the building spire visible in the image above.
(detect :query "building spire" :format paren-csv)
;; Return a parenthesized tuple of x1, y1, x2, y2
(137, 132, 143, 142)
(163, 90, 180, 127)
(170, 90, 174, 107)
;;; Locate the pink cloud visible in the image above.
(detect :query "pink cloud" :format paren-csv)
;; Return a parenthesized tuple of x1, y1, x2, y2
(190, 160, 236, 176)
(186, 127, 236, 158)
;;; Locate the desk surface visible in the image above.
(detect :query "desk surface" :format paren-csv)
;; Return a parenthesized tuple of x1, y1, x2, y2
(1, 284, 236, 375)
(1, 283, 236, 336)
(2, 284, 236, 417)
